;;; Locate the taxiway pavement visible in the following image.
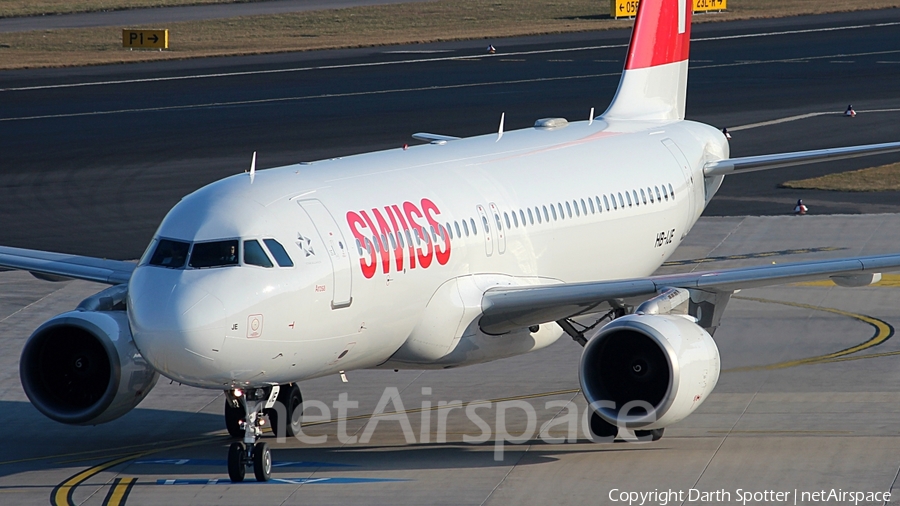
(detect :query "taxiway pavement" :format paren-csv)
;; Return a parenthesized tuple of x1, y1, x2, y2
(2, 214, 900, 505)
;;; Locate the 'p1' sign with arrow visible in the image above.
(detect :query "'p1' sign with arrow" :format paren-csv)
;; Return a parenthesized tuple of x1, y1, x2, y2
(122, 29, 169, 50)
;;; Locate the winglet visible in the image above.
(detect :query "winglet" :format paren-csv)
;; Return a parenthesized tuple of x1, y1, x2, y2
(602, 0, 692, 121)
(497, 112, 505, 141)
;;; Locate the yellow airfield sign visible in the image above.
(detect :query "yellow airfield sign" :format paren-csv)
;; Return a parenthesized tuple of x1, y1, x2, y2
(122, 29, 168, 49)
(693, 0, 726, 13)
(610, 0, 726, 19)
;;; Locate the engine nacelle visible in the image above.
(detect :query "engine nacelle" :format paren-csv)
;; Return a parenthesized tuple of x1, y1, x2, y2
(579, 314, 719, 430)
(20, 309, 159, 425)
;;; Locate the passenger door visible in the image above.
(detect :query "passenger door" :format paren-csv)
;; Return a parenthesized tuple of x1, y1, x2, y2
(298, 199, 353, 309)
(476, 204, 494, 257)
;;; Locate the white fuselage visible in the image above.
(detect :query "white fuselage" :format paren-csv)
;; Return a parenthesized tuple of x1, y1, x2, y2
(127, 116, 728, 389)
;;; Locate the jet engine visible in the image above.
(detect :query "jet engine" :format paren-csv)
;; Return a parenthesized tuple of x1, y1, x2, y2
(20, 289, 159, 425)
(579, 313, 719, 430)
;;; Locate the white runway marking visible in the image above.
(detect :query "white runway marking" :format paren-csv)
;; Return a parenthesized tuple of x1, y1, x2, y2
(0, 72, 622, 122)
(730, 108, 900, 131)
(4, 48, 900, 123)
(2, 21, 899, 93)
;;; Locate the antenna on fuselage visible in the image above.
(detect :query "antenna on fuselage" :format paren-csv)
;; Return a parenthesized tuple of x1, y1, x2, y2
(249, 151, 257, 184)
(497, 112, 505, 141)
(589, 107, 595, 125)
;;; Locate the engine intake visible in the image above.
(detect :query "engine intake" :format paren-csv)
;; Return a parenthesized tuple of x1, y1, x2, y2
(580, 314, 719, 430)
(20, 309, 159, 425)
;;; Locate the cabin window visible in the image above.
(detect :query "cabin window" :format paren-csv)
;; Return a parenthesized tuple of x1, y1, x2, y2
(633, 190, 639, 206)
(655, 186, 662, 202)
(589, 198, 595, 214)
(662, 185, 669, 200)
(189, 240, 239, 269)
(528, 208, 535, 225)
(603, 195, 610, 211)
(504, 212, 511, 229)
(581, 199, 587, 215)
(463, 220, 469, 236)
(263, 239, 294, 267)
(512, 212, 519, 228)
(568, 201, 575, 217)
(626, 192, 633, 207)
(551, 205, 558, 221)
(558, 203, 565, 220)
(471, 218, 478, 235)
(641, 188, 647, 205)
(618, 193, 625, 208)
(542, 206, 549, 223)
(149, 239, 190, 269)
(355, 238, 363, 255)
(669, 183, 675, 199)
(482, 216, 490, 233)
(414, 229, 421, 245)
(455, 221, 461, 238)
(647, 187, 654, 203)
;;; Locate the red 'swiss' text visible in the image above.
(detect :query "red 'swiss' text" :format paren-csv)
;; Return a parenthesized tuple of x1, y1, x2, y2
(346, 198, 451, 279)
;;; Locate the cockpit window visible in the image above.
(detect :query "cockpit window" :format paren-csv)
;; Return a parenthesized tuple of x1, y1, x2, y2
(148, 239, 190, 269)
(139, 238, 158, 266)
(189, 240, 239, 268)
(244, 240, 273, 268)
(263, 239, 294, 267)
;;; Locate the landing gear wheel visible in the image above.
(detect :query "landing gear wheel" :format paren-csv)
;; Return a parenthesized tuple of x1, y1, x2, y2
(635, 428, 665, 441)
(588, 412, 618, 441)
(227, 442, 246, 482)
(253, 442, 272, 482)
(225, 397, 246, 438)
(266, 383, 303, 438)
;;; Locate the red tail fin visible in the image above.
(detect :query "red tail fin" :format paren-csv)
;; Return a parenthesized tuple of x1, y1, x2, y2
(602, 0, 692, 121)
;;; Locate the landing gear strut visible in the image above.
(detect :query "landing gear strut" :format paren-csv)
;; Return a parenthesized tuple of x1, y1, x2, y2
(225, 387, 277, 482)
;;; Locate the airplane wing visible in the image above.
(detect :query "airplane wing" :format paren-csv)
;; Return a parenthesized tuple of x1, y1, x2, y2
(479, 253, 900, 335)
(704, 141, 900, 176)
(0, 246, 134, 285)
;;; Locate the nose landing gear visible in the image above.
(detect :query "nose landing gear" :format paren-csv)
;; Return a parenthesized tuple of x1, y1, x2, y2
(225, 387, 277, 482)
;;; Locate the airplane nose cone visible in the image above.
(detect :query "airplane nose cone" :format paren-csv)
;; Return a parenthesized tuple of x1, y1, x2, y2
(129, 267, 227, 387)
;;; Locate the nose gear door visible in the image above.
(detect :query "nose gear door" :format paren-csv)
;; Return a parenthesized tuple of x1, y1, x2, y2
(298, 199, 353, 309)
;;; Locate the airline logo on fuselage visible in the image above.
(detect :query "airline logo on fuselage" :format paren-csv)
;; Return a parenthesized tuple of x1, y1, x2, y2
(346, 198, 451, 279)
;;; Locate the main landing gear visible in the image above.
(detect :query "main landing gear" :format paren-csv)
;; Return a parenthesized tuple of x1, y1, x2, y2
(225, 387, 276, 482)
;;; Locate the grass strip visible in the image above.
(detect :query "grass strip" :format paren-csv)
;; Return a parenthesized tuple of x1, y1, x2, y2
(0, 0, 898, 69)
(0, 0, 265, 19)
(781, 162, 900, 192)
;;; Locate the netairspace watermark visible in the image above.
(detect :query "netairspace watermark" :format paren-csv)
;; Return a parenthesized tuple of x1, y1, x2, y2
(608, 488, 891, 505)
(264, 386, 659, 461)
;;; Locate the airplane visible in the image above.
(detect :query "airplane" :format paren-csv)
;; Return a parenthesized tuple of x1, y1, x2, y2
(4, 0, 900, 484)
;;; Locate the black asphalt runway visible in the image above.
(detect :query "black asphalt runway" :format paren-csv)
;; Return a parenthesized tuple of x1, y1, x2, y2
(2, 9, 900, 259)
